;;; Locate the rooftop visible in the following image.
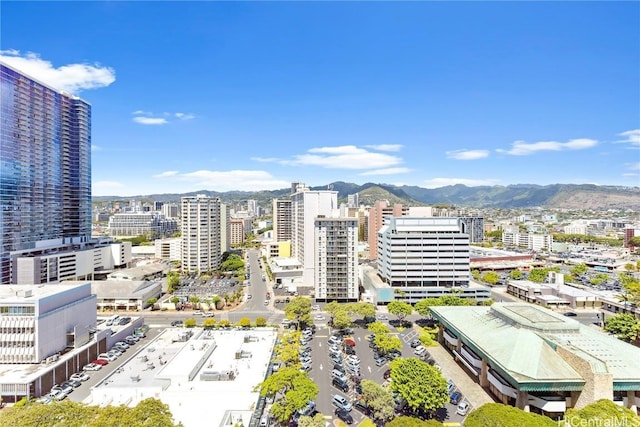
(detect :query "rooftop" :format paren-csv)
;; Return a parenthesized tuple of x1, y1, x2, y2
(87, 327, 278, 427)
(431, 303, 640, 391)
(0, 283, 89, 303)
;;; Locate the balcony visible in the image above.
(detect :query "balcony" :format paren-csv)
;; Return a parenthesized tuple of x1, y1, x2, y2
(443, 329, 458, 346)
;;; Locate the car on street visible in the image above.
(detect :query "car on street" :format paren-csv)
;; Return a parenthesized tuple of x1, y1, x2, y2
(335, 408, 354, 424)
(311, 304, 320, 310)
(83, 363, 102, 371)
(456, 401, 470, 416)
(193, 310, 203, 316)
(203, 312, 214, 317)
(376, 314, 388, 320)
(171, 320, 183, 327)
(70, 372, 90, 382)
(313, 315, 325, 321)
(264, 300, 269, 305)
(247, 294, 252, 299)
(564, 312, 577, 317)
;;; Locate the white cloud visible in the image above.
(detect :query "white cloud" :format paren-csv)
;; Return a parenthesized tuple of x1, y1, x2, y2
(132, 110, 195, 125)
(175, 112, 195, 120)
(359, 167, 412, 176)
(446, 149, 490, 160)
(496, 138, 598, 156)
(626, 162, 640, 171)
(622, 173, 639, 177)
(251, 157, 282, 163)
(133, 116, 168, 125)
(617, 129, 640, 147)
(159, 169, 290, 192)
(364, 144, 403, 152)
(422, 177, 501, 188)
(0, 49, 115, 94)
(280, 145, 403, 170)
(153, 171, 179, 178)
(91, 144, 102, 152)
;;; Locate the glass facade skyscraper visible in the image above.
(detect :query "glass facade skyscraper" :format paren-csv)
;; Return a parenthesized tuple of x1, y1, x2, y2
(0, 63, 92, 284)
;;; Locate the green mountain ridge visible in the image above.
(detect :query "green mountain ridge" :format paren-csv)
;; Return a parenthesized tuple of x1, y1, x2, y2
(93, 183, 640, 210)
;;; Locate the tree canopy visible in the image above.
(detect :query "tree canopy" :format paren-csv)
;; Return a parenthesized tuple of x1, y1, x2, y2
(387, 301, 413, 320)
(386, 417, 443, 427)
(603, 313, 640, 343)
(562, 399, 640, 426)
(360, 379, 395, 424)
(258, 366, 318, 424)
(298, 413, 326, 427)
(284, 297, 312, 328)
(0, 398, 180, 427)
(389, 358, 449, 413)
(464, 403, 556, 427)
(481, 271, 500, 285)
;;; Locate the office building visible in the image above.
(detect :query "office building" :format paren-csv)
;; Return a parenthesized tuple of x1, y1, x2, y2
(162, 203, 180, 219)
(459, 216, 485, 244)
(291, 183, 338, 286)
(181, 195, 223, 274)
(377, 217, 471, 302)
(155, 237, 182, 261)
(367, 201, 409, 260)
(347, 193, 359, 208)
(107, 212, 179, 238)
(0, 62, 92, 284)
(272, 199, 293, 242)
(0, 283, 96, 364)
(314, 217, 358, 302)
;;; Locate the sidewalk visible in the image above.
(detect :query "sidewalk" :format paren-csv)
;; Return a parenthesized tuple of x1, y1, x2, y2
(422, 333, 495, 411)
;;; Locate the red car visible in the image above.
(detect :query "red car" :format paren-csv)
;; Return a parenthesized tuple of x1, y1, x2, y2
(92, 358, 109, 366)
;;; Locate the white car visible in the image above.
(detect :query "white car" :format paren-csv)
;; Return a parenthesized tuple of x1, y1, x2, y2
(282, 318, 291, 325)
(456, 401, 470, 416)
(70, 372, 90, 382)
(99, 353, 117, 362)
(313, 315, 325, 321)
(311, 305, 320, 311)
(83, 363, 102, 371)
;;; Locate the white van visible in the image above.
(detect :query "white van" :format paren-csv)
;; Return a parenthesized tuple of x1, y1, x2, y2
(332, 369, 348, 382)
(259, 415, 270, 426)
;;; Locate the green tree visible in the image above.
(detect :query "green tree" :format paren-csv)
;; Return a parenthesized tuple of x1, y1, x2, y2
(202, 318, 216, 329)
(570, 263, 588, 277)
(386, 417, 443, 427)
(238, 317, 251, 328)
(360, 379, 395, 424)
(189, 296, 201, 308)
(464, 403, 556, 427)
(352, 302, 376, 318)
(298, 413, 326, 427)
(257, 367, 319, 424)
(620, 273, 640, 305)
(387, 301, 413, 320)
(284, 297, 312, 328)
(332, 311, 353, 330)
(373, 333, 402, 355)
(481, 271, 500, 285)
(528, 268, 549, 283)
(624, 263, 637, 271)
(438, 295, 469, 306)
(604, 313, 640, 343)
(389, 358, 449, 414)
(323, 301, 343, 317)
(170, 296, 180, 304)
(256, 317, 267, 327)
(367, 322, 390, 335)
(471, 269, 481, 280)
(414, 298, 441, 317)
(166, 271, 180, 294)
(218, 319, 230, 328)
(561, 399, 640, 426)
(184, 318, 196, 328)
(146, 297, 158, 306)
(509, 270, 524, 280)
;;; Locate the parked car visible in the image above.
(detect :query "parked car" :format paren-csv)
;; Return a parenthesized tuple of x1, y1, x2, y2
(108, 349, 122, 357)
(115, 341, 129, 350)
(447, 379, 456, 394)
(92, 358, 108, 366)
(456, 401, 470, 416)
(70, 372, 90, 382)
(450, 392, 462, 405)
(332, 378, 349, 392)
(65, 379, 82, 388)
(37, 395, 53, 404)
(59, 382, 74, 394)
(410, 339, 422, 348)
(335, 408, 354, 424)
(311, 304, 320, 310)
(353, 400, 369, 415)
(49, 389, 67, 401)
(331, 394, 353, 412)
(203, 312, 215, 317)
(99, 352, 117, 362)
(83, 363, 102, 371)
(375, 357, 387, 367)
(193, 310, 204, 316)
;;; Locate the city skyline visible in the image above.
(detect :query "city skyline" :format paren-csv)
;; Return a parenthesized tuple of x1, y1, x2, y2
(2, 1, 639, 197)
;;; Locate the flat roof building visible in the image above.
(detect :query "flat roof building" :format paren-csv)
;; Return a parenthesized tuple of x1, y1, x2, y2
(430, 303, 640, 417)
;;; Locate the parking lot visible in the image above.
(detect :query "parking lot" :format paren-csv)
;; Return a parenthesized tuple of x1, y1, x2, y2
(303, 320, 470, 425)
(173, 276, 240, 300)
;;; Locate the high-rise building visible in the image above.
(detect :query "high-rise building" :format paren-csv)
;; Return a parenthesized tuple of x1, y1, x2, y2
(377, 217, 470, 302)
(181, 195, 223, 274)
(367, 201, 409, 260)
(291, 183, 338, 286)
(247, 199, 258, 216)
(0, 62, 92, 284)
(347, 193, 359, 208)
(272, 199, 293, 242)
(314, 217, 358, 302)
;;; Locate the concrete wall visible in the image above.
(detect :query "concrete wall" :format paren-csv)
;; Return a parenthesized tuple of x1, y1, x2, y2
(556, 345, 612, 409)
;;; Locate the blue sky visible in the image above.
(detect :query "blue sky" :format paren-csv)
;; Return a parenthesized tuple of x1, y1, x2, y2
(2, 1, 639, 197)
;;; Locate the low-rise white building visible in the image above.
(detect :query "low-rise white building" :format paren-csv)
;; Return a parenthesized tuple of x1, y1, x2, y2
(0, 283, 96, 364)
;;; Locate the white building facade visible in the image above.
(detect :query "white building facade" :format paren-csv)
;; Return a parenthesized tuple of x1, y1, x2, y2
(181, 195, 223, 274)
(0, 283, 96, 364)
(291, 184, 338, 286)
(377, 217, 470, 301)
(314, 217, 359, 302)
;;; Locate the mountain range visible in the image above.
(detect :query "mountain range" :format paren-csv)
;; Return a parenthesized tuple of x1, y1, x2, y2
(93, 183, 640, 210)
